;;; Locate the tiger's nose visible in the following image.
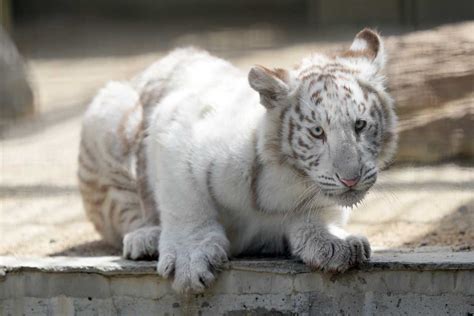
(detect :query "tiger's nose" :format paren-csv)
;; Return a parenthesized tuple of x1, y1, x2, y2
(337, 175, 360, 188)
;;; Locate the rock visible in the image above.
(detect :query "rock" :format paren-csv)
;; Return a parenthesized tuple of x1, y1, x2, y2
(396, 98, 473, 163)
(0, 25, 34, 122)
(386, 22, 474, 116)
(384, 22, 474, 163)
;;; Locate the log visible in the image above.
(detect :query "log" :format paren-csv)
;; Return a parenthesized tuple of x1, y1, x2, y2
(384, 22, 474, 163)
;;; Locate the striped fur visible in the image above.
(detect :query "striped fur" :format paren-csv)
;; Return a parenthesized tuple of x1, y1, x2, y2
(78, 81, 160, 257)
(79, 29, 397, 293)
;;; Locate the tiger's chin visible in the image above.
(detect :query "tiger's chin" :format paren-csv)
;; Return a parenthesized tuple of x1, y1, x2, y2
(332, 189, 368, 208)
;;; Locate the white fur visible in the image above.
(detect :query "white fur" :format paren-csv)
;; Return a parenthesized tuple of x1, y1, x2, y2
(81, 30, 396, 294)
(146, 49, 368, 292)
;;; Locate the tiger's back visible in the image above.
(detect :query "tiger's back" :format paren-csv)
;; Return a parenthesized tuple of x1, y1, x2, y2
(77, 48, 203, 254)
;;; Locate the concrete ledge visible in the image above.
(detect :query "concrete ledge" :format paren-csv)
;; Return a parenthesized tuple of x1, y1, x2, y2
(1, 252, 473, 315)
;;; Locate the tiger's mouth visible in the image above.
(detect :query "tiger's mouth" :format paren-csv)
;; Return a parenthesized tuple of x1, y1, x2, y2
(329, 188, 368, 208)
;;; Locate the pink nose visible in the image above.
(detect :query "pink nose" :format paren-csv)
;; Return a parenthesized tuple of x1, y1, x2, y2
(339, 176, 360, 188)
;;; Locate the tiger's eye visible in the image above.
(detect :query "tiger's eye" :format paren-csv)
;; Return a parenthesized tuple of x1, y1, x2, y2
(314, 127, 324, 138)
(355, 119, 367, 133)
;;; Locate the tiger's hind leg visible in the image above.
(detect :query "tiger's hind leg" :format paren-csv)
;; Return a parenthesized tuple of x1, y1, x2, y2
(121, 119, 162, 260)
(80, 173, 161, 259)
(80, 175, 161, 259)
(79, 81, 161, 257)
(79, 171, 146, 247)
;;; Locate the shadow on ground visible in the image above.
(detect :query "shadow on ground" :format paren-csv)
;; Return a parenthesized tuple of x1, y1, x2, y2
(401, 198, 474, 250)
(51, 240, 121, 257)
(48, 189, 473, 258)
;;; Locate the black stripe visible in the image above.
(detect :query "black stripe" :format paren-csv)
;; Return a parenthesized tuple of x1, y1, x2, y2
(318, 181, 338, 187)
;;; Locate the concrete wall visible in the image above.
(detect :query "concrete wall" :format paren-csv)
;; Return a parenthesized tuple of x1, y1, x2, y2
(1, 252, 473, 315)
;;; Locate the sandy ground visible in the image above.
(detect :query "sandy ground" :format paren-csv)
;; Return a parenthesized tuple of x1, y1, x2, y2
(1, 162, 472, 257)
(0, 19, 473, 256)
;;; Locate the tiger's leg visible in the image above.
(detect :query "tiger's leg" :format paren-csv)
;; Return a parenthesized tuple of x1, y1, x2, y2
(122, 110, 162, 260)
(155, 159, 230, 293)
(123, 226, 161, 259)
(79, 137, 162, 259)
(79, 81, 161, 257)
(78, 145, 146, 247)
(79, 162, 161, 259)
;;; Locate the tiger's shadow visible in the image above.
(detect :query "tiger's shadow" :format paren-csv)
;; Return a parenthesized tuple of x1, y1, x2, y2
(51, 240, 121, 257)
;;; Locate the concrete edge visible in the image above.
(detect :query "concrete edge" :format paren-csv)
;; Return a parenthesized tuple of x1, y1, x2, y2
(0, 251, 473, 276)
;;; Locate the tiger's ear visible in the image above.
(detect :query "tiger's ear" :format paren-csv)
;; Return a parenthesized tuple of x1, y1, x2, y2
(248, 65, 290, 109)
(346, 28, 386, 71)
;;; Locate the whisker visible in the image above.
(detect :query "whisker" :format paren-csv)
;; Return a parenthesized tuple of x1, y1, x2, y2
(280, 184, 318, 222)
(281, 183, 322, 223)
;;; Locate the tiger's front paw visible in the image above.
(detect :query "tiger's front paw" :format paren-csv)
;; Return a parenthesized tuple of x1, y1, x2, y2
(157, 234, 229, 294)
(299, 235, 371, 273)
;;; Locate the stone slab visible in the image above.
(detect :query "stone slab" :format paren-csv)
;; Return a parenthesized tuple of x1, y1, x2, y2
(1, 251, 474, 276)
(1, 252, 473, 315)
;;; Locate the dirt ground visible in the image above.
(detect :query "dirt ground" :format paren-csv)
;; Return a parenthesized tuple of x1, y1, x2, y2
(0, 18, 473, 257)
(1, 163, 472, 257)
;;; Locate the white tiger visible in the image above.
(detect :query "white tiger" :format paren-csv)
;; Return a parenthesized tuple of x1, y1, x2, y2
(78, 28, 397, 293)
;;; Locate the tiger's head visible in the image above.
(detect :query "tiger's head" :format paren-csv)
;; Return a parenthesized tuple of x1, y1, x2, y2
(249, 29, 397, 207)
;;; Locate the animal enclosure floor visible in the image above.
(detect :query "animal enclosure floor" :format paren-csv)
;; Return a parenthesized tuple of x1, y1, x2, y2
(1, 18, 473, 257)
(2, 122, 472, 257)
